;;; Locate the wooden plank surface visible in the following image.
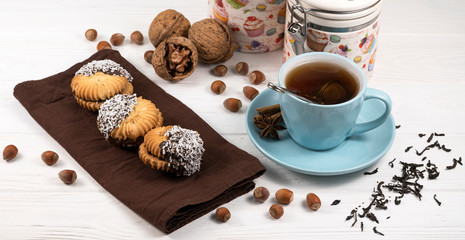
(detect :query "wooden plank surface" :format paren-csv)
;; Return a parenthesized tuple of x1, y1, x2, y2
(1, 0, 465, 239)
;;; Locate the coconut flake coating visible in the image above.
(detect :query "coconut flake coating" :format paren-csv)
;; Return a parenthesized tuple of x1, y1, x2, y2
(75, 59, 133, 82)
(160, 125, 205, 176)
(97, 94, 137, 139)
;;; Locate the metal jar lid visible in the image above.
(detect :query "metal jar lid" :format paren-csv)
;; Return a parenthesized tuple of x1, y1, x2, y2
(288, 0, 383, 31)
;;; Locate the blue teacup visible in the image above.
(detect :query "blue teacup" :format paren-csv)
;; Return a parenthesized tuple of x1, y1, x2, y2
(278, 52, 392, 150)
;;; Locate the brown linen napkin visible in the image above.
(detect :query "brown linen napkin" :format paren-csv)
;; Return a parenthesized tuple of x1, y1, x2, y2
(13, 49, 266, 233)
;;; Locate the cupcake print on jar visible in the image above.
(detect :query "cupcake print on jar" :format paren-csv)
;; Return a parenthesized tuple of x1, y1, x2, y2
(212, 0, 229, 24)
(277, 7, 286, 24)
(305, 29, 328, 52)
(329, 44, 352, 57)
(267, 0, 284, 4)
(246, 40, 269, 52)
(226, 0, 249, 9)
(359, 33, 375, 54)
(243, 16, 265, 37)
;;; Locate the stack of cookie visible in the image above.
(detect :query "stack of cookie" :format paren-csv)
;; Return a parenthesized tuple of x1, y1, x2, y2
(70, 59, 205, 176)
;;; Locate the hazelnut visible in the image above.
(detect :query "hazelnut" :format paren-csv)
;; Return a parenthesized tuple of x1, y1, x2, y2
(243, 86, 259, 100)
(253, 186, 270, 203)
(223, 98, 242, 112)
(97, 41, 112, 51)
(41, 151, 59, 166)
(58, 169, 77, 185)
(306, 193, 321, 211)
(3, 145, 18, 161)
(269, 204, 284, 219)
(130, 31, 144, 45)
(211, 80, 226, 95)
(215, 207, 231, 222)
(144, 50, 154, 64)
(235, 62, 249, 75)
(85, 29, 97, 41)
(212, 65, 228, 77)
(275, 188, 294, 204)
(110, 33, 125, 46)
(249, 70, 266, 85)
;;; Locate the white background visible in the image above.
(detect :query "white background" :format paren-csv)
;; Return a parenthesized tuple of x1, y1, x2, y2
(1, 0, 465, 239)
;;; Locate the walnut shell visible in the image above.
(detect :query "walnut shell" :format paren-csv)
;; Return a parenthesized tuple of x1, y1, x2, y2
(152, 36, 198, 81)
(148, 9, 191, 48)
(188, 19, 235, 64)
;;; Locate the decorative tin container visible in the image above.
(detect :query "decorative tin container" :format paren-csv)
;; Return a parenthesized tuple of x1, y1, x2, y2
(283, 0, 383, 78)
(208, 0, 286, 53)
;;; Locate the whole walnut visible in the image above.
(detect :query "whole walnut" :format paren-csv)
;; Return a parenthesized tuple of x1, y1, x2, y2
(188, 19, 235, 64)
(152, 36, 198, 82)
(148, 9, 191, 48)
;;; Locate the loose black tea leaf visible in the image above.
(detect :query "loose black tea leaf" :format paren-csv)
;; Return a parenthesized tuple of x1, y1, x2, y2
(446, 157, 462, 170)
(373, 227, 384, 236)
(395, 125, 401, 129)
(366, 212, 379, 223)
(433, 194, 442, 206)
(386, 216, 391, 219)
(441, 145, 451, 152)
(405, 146, 413, 152)
(388, 158, 396, 168)
(361, 222, 364, 232)
(331, 199, 341, 206)
(421, 156, 427, 161)
(364, 168, 378, 175)
(434, 132, 445, 136)
(426, 160, 440, 179)
(427, 133, 434, 143)
(418, 133, 426, 138)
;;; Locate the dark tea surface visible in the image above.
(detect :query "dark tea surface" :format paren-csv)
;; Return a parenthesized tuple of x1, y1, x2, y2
(285, 61, 359, 105)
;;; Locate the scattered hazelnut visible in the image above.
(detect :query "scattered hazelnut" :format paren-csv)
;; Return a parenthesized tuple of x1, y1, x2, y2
(85, 29, 97, 41)
(3, 145, 18, 161)
(212, 65, 228, 77)
(58, 169, 77, 185)
(223, 98, 242, 112)
(41, 151, 59, 166)
(97, 41, 112, 51)
(269, 204, 284, 219)
(249, 70, 266, 85)
(215, 207, 231, 222)
(130, 31, 144, 45)
(275, 188, 294, 204)
(211, 80, 226, 95)
(235, 62, 249, 75)
(253, 186, 270, 203)
(306, 193, 321, 211)
(110, 33, 125, 46)
(243, 86, 259, 100)
(144, 50, 154, 64)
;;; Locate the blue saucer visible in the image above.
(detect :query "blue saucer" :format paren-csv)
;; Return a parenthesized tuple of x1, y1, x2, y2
(245, 88, 396, 176)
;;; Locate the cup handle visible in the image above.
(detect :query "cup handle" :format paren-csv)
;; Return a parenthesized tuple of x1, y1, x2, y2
(348, 88, 392, 136)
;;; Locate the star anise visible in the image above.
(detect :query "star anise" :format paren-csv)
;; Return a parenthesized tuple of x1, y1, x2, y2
(254, 112, 286, 140)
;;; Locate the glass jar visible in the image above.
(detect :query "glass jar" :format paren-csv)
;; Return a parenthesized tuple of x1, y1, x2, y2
(283, 0, 383, 78)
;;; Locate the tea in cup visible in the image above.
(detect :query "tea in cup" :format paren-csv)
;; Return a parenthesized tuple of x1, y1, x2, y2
(278, 52, 392, 150)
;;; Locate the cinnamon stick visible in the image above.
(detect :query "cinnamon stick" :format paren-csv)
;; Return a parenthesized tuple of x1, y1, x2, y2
(256, 104, 280, 116)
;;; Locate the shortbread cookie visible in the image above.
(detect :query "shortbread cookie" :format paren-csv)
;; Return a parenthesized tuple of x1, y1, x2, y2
(139, 125, 204, 176)
(97, 94, 163, 148)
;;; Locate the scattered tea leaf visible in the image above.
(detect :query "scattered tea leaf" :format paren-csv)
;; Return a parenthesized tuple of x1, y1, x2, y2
(433, 194, 442, 206)
(373, 227, 384, 236)
(331, 199, 341, 206)
(364, 168, 378, 175)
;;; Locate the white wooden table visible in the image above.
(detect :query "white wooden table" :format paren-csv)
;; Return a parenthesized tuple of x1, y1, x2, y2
(1, 0, 465, 239)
